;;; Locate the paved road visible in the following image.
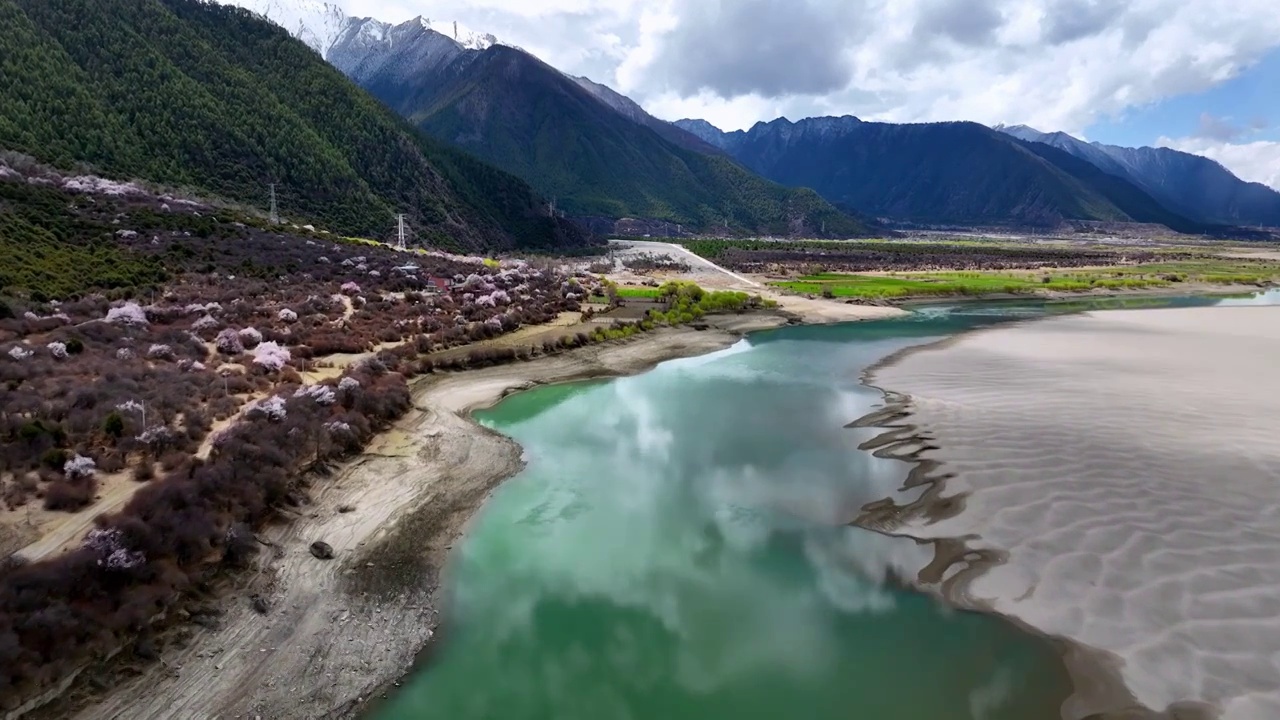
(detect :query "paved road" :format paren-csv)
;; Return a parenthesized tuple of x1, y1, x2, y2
(608, 240, 760, 288)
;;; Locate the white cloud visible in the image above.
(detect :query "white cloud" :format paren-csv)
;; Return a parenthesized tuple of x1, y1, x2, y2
(1157, 136, 1280, 190)
(240, 0, 1280, 138)
(612, 0, 1280, 134)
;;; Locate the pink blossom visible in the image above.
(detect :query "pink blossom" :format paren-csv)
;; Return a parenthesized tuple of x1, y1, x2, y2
(215, 328, 244, 355)
(293, 384, 336, 405)
(117, 400, 144, 414)
(238, 327, 263, 348)
(192, 315, 219, 331)
(252, 341, 291, 372)
(147, 344, 174, 360)
(105, 302, 148, 327)
(84, 528, 146, 569)
(250, 396, 288, 421)
(64, 454, 96, 479)
(62, 175, 144, 196)
(136, 426, 174, 447)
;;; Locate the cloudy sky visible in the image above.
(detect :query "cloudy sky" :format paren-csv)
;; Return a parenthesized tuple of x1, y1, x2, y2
(301, 0, 1280, 188)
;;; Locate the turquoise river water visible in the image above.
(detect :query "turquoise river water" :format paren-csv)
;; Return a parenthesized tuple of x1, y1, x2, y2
(377, 291, 1279, 720)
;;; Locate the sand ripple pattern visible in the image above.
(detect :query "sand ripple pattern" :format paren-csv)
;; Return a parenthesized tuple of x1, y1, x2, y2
(873, 307, 1280, 720)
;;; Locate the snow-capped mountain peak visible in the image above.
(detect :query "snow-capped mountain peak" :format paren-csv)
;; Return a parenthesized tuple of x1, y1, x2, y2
(223, 1, 498, 58)
(991, 123, 1048, 142)
(226, 0, 351, 57)
(414, 16, 496, 51)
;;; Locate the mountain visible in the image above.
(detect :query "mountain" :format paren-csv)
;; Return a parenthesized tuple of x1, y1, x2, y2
(566, 75, 721, 155)
(230, 0, 496, 55)
(675, 119, 734, 150)
(676, 116, 1214, 231)
(0, 0, 587, 251)
(306, 16, 872, 237)
(228, 0, 349, 56)
(995, 125, 1280, 227)
(326, 17, 485, 106)
(1016, 142, 1214, 235)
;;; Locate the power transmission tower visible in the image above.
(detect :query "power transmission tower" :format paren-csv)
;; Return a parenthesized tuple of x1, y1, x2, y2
(269, 183, 279, 224)
(396, 214, 407, 250)
(453, 20, 458, 40)
(549, 197, 556, 218)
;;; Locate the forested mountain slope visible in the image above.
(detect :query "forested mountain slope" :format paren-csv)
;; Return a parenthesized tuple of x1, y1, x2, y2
(0, 0, 590, 251)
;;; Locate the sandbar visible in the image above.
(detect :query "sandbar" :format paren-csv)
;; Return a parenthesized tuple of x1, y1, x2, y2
(866, 306, 1280, 719)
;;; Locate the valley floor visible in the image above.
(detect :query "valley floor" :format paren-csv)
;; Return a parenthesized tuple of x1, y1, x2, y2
(18, 232, 1275, 719)
(38, 304, 910, 720)
(603, 237, 1280, 307)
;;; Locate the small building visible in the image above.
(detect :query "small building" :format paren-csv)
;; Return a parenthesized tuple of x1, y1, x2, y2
(425, 276, 451, 294)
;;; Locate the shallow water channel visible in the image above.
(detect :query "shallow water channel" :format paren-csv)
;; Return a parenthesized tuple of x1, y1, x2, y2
(378, 292, 1278, 720)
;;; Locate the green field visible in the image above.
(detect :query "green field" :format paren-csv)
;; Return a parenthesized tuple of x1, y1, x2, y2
(772, 261, 1280, 300)
(616, 287, 663, 298)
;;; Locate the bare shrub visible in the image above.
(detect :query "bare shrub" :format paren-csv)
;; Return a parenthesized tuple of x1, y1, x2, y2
(44, 477, 96, 511)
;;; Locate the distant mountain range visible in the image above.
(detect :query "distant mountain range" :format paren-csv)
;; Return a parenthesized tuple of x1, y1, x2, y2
(994, 125, 1280, 227)
(677, 117, 1222, 232)
(0, 0, 590, 252)
(308, 14, 874, 237)
(226, 0, 1280, 237)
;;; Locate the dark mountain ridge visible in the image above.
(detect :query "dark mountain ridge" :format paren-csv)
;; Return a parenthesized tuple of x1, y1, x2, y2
(677, 116, 1222, 233)
(323, 21, 876, 237)
(996, 124, 1280, 228)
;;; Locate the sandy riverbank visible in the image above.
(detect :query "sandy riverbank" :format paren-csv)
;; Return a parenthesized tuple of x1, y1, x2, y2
(859, 305, 1280, 719)
(50, 309, 891, 720)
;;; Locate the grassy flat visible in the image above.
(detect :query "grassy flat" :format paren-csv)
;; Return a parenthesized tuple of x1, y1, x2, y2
(616, 287, 663, 298)
(772, 260, 1280, 300)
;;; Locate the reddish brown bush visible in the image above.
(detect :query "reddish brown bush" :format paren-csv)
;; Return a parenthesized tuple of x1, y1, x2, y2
(132, 463, 155, 482)
(43, 477, 96, 511)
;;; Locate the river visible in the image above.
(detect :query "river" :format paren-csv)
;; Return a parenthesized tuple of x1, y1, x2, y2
(377, 290, 1279, 720)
